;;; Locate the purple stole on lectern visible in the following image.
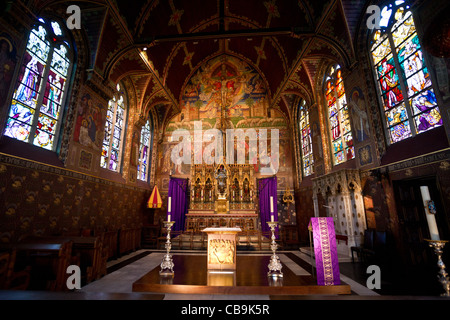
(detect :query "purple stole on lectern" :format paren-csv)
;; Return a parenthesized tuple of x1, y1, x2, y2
(309, 217, 341, 286)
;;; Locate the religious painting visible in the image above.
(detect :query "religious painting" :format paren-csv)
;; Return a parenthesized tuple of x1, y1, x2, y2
(349, 87, 370, 142)
(358, 145, 373, 167)
(79, 150, 93, 170)
(0, 36, 17, 110)
(73, 91, 105, 150)
(431, 57, 450, 101)
(166, 55, 285, 133)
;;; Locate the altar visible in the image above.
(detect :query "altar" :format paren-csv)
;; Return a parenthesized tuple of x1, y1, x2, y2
(187, 162, 259, 231)
(202, 227, 241, 270)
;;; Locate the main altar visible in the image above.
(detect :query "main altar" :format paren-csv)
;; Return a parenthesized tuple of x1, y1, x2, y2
(186, 162, 258, 231)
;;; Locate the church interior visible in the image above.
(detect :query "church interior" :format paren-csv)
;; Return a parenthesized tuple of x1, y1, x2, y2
(0, 0, 450, 302)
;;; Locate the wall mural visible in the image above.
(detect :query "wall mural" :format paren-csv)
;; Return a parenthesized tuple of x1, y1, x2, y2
(157, 55, 296, 225)
(73, 90, 106, 151)
(0, 35, 16, 112)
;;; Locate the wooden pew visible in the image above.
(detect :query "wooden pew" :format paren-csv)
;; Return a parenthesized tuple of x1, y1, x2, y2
(0, 240, 72, 291)
(118, 227, 142, 256)
(0, 249, 31, 290)
(101, 230, 118, 261)
(18, 235, 107, 285)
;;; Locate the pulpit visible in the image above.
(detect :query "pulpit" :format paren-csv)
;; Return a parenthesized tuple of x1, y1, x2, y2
(202, 227, 241, 270)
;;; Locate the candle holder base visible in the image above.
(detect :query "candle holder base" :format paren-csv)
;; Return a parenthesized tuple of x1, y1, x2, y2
(426, 239, 450, 297)
(160, 221, 175, 277)
(267, 221, 283, 278)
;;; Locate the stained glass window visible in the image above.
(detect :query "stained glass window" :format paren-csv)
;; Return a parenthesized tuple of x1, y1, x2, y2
(138, 119, 152, 181)
(101, 84, 127, 172)
(4, 19, 73, 150)
(325, 64, 355, 165)
(298, 100, 314, 177)
(370, 2, 442, 144)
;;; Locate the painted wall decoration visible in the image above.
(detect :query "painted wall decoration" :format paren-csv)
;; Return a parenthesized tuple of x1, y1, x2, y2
(157, 55, 295, 224)
(0, 154, 147, 243)
(166, 55, 286, 132)
(0, 36, 17, 111)
(349, 87, 370, 143)
(73, 90, 106, 150)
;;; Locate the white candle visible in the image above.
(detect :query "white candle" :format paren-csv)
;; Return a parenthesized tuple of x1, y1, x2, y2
(270, 196, 274, 213)
(420, 186, 440, 241)
(168, 196, 171, 213)
(167, 214, 171, 222)
(271, 214, 274, 222)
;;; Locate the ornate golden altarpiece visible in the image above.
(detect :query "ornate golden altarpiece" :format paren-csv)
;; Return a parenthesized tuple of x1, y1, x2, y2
(187, 163, 258, 231)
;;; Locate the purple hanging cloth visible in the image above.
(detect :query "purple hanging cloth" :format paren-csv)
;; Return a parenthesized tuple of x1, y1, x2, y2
(258, 176, 279, 237)
(167, 177, 189, 232)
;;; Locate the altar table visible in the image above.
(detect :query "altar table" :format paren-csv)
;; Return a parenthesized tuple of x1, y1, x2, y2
(202, 227, 241, 270)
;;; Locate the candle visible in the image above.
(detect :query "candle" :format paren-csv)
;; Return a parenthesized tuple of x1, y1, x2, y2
(168, 196, 172, 213)
(420, 186, 440, 241)
(271, 214, 274, 222)
(270, 196, 274, 213)
(167, 214, 171, 222)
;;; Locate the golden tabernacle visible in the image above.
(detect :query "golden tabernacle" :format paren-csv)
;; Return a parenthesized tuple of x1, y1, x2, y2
(202, 227, 241, 270)
(187, 162, 258, 230)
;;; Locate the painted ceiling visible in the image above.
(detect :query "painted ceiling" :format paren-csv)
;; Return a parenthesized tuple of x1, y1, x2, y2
(38, 0, 368, 129)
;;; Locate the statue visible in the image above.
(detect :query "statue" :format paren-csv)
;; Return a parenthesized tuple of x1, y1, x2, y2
(215, 164, 228, 199)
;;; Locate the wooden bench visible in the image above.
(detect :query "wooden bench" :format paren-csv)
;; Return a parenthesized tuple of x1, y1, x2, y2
(19, 235, 107, 284)
(118, 227, 142, 256)
(0, 249, 31, 290)
(0, 240, 72, 291)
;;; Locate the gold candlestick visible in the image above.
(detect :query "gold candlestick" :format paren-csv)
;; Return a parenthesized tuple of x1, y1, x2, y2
(160, 221, 175, 276)
(426, 239, 449, 297)
(267, 221, 283, 278)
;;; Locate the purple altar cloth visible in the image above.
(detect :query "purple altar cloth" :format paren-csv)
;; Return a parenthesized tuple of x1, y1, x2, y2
(309, 217, 341, 286)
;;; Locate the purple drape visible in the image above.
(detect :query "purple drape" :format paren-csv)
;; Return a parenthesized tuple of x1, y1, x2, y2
(167, 177, 189, 232)
(258, 176, 278, 236)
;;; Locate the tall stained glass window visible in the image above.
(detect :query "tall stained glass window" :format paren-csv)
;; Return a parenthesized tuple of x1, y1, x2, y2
(370, 1, 442, 144)
(298, 100, 313, 176)
(138, 119, 152, 181)
(325, 64, 355, 165)
(101, 83, 127, 172)
(4, 19, 73, 150)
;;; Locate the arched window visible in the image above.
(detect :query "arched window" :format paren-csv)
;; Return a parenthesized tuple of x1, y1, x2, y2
(138, 119, 153, 181)
(370, 1, 442, 144)
(325, 64, 355, 165)
(298, 99, 314, 177)
(4, 18, 74, 150)
(101, 83, 127, 172)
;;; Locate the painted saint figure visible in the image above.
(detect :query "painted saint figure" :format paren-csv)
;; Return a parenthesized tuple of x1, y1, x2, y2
(379, 58, 403, 109)
(16, 56, 40, 107)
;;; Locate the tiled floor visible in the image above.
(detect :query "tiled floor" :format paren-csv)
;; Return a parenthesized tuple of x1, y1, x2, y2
(79, 249, 379, 299)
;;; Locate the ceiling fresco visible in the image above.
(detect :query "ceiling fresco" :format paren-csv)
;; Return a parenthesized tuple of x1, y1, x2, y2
(37, 0, 366, 130)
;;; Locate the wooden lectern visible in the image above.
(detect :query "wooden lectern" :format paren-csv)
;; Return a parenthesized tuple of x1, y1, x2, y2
(202, 227, 241, 270)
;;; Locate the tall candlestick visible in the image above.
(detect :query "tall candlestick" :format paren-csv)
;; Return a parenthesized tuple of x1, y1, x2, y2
(420, 186, 440, 241)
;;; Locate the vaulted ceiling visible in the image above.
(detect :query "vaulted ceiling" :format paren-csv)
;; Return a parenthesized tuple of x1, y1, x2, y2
(39, 0, 369, 129)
